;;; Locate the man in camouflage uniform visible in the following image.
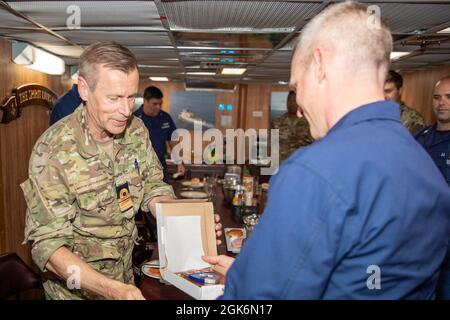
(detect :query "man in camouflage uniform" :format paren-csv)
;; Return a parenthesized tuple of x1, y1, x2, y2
(384, 70, 425, 134)
(271, 91, 314, 163)
(21, 42, 183, 300)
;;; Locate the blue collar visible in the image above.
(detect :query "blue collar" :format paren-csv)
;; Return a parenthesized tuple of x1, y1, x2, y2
(329, 100, 401, 134)
(136, 105, 162, 119)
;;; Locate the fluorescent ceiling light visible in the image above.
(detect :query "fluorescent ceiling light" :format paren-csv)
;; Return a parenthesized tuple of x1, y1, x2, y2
(149, 76, 169, 81)
(390, 51, 410, 60)
(221, 68, 246, 75)
(437, 27, 450, 33)
(12, 42, 65, 75)
(186, 72, 216, 76)
(278, 81, 288, 85)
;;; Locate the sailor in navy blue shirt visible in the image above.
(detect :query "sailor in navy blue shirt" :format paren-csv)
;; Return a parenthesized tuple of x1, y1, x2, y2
(416, 125, 450, 185)
(415, 76, 450, 300)
(50, 84, 82, 125)
(134, 86, 185, 182)
(416, 76, 450, 186)
(204, 2, 450, 299)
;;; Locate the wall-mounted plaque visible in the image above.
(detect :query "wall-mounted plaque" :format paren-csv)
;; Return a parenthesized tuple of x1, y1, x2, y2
(0, 83, 57, 124)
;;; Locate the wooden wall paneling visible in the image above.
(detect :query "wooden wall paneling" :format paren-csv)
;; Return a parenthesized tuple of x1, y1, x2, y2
(244, 84, 288, 131)
(215, 90, 239, 133)
(401, 64, 450, 125)
(0, 105, 50, 268)
(0, 36, 72, 269)
(245, 84, 269, 131)
(238, 84, 248, 129)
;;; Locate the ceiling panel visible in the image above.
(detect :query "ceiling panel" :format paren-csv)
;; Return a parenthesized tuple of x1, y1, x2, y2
(0, 7, 36, 29)
(371, 3, 450, 34)
(173, 32, 289, 50)
(402, 53, 450, 64)
(7, 1, 165, 29)
(161, 0, 322, 32)
(57, 30, 173, 47)
(261, 50, 293, 63)
(139, 69, 184, 74)
(0, 1, 449, 84)
(1, 30, 66, 44)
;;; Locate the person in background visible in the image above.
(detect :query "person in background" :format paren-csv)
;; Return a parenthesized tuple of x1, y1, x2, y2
(415, 75, 450, 300)
(204, 0, 450, 299)
(134, 86, 185, 183)
(271, 91, 314, 163)
(384, 70, 425, 134)
(49, 83, 82, 125)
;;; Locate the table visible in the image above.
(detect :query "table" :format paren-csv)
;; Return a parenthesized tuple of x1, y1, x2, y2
(139, 178, 242, 299)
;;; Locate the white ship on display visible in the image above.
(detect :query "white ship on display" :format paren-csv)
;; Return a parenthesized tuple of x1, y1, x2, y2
(178, 109, 215, 129)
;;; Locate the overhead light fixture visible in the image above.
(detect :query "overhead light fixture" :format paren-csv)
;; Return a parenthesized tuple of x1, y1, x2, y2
(186, 72, 216, 76)
(12, 42, 65, 75)
(390, 51, 410, 60)
(437, 27, 450, 33)
(149, 76, 169, 81)
(278, 80, 288, 85)
(221, 68, 246, 75)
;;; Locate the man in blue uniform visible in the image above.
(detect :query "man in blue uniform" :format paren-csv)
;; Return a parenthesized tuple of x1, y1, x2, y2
(134, 86, 185, 182)
(49, 84, 82, 125)
(416, 76, 450, 186)
(204, 1, 450, 299)
(416, 75, 450, 299)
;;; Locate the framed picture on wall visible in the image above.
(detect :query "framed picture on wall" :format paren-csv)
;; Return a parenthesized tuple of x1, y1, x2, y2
(169, 91, 217, 130)
(270, 91, 289, 123)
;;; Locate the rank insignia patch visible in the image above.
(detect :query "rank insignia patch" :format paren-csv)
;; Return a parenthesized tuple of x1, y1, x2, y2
(116, 182, 133, 212)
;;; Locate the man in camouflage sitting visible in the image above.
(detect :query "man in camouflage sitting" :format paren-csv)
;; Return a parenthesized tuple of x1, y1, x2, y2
(271, 91, 314, 163)
(384, 70, 425, 134)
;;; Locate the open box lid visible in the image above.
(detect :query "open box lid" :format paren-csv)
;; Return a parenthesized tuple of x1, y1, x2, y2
(155, 200, 225, 278)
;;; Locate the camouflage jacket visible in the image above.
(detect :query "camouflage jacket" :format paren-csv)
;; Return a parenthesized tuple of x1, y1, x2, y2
(400, 102, 425, 135)
(271, 113, 314, 163)
(21, 105, 174, 300)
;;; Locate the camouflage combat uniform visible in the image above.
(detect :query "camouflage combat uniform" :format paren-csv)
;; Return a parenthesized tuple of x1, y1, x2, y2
(271, 113, 314, 163)
(399, 102, 425, 135)
(21, 105, 174, 300)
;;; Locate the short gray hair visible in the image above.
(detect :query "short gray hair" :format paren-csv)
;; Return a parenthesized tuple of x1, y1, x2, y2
(296, 1, 392, 73)
(79, 41, 138, 90)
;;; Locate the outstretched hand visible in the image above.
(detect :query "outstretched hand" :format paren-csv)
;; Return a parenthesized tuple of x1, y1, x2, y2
(214, 213, 223, 245)
(202, 255, 235, 274)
